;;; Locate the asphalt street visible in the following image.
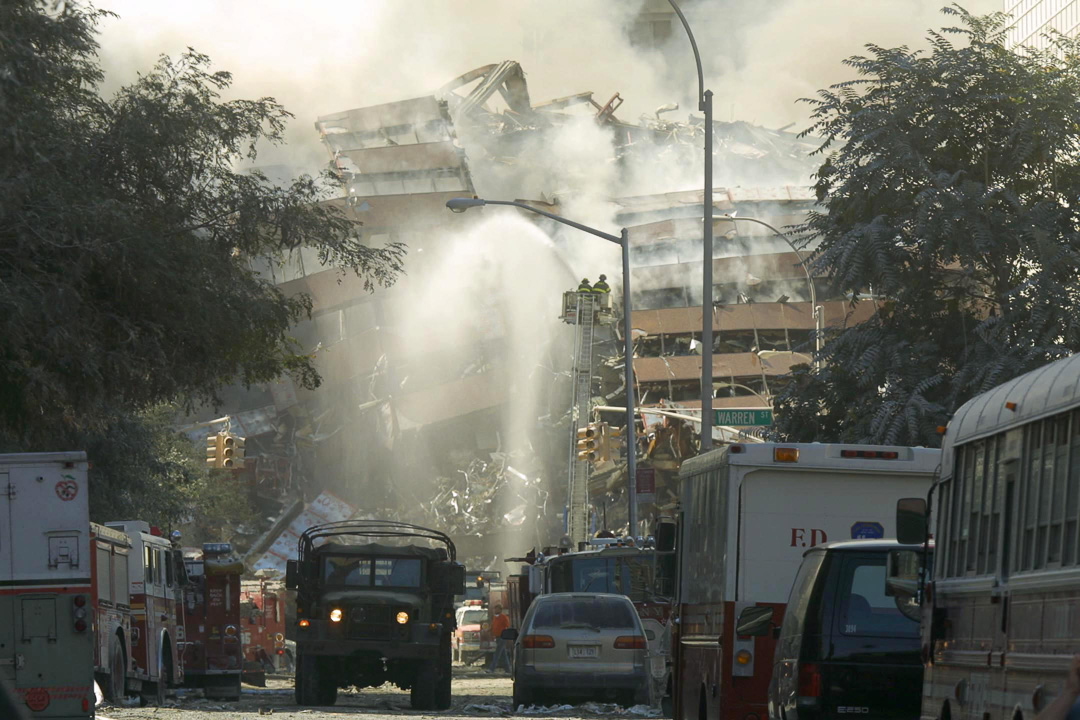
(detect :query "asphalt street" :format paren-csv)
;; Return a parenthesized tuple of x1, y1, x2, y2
(96, 666, 661, 720)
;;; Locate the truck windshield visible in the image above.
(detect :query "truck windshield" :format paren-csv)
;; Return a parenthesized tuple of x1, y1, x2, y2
(323, 557, 422, 587)
(461, 609, 488, 624)
(548, 555, 653, 601)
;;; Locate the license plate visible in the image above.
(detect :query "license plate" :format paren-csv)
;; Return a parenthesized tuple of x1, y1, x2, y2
(569, 645, 599, 659)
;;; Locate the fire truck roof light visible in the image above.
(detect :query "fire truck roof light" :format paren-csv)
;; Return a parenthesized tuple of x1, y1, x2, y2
(774, 447, 799, 463)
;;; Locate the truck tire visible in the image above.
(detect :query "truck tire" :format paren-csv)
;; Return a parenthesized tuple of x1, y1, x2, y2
(410, 660, 438, 710)
(106, 636, 125, 702)
(295, 652, 321, 706)
(317, 661, 338, 708)
(512, 682, 532, 710)
(436, 636, 452, 710)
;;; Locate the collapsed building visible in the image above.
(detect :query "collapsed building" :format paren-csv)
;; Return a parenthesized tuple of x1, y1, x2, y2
(191, 60, 873, 570)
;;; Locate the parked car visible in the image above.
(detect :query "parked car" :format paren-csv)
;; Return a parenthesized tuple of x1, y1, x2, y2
(768, 540, 927, 720)
(506, 593, 650, 708)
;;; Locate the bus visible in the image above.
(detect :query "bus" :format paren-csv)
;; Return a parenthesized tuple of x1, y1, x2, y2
(896, 352, 1080, 720)
(0, 452, 95, 719)
(674, 442, 939, 720)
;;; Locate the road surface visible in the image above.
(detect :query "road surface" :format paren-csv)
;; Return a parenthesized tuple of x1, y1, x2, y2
(96, 665, 660, 720)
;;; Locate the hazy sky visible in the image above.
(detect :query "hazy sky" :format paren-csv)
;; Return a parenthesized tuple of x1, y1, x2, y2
(91, 0, 1005, 172)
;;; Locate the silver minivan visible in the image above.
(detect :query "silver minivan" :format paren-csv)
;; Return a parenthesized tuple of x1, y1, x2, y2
(505, 593, 649, 708)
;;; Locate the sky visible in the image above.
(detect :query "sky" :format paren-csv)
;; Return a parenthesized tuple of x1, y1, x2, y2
(91, 0, 1005, 174)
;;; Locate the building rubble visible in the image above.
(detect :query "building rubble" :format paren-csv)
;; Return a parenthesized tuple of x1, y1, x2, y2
(187, 57, 838, 566)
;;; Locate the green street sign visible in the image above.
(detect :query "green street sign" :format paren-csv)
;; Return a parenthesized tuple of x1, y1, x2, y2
(715, 408, 774, 426)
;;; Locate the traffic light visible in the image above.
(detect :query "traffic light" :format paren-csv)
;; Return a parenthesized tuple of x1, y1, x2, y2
(220, 433, 245, 469)
(206, 433, 223, 468)
(605, 424, 626, 461)
(576, 423, 600, 463)
(232, 435, 246, 469)
(597, 423, 612, 463)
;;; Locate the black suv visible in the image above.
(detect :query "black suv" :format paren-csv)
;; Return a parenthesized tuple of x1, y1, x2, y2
(286, 521, 465, 709)
(768, 540, 926, 720)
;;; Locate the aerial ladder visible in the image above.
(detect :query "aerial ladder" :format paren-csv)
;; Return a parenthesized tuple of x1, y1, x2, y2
(560, 286, 615, 548)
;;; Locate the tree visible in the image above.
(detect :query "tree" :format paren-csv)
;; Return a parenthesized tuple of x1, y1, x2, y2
(0, 0, 405, 444)
(773, 6, 1080, 446)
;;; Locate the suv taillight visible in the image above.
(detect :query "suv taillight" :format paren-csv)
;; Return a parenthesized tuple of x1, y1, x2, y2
(797, 663, 821, 697)
(614, 635, 647, 649)
(521, 635, 555, 648)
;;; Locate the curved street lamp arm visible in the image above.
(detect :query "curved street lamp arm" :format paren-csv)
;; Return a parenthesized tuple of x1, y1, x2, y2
(483, 200, 623, 245)
(720, 214, 815, 308)
(666, 0, 705, 109)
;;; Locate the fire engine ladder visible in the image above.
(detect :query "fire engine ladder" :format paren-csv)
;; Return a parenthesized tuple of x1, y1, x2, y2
(566, 292, 597, 548)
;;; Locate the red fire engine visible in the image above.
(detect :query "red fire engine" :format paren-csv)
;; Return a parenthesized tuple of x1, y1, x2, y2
(180, 543, 244, 699)
(90, 522, 134, 702)
(104, 521, 187, 704)
(239, 578, 290, 681)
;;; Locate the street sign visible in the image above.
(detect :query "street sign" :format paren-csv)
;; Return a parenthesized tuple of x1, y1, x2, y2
(714, 408, 773, 426)
(850, 521, 885, 539)
(636, 467, 656, 495)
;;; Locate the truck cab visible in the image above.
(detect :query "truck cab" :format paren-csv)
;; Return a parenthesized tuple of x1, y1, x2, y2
(286, 521, 465, 709)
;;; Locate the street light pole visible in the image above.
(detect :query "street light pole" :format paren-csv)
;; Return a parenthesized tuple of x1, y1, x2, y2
(445, 197, 638, 536)
(668, 0, 713, 450)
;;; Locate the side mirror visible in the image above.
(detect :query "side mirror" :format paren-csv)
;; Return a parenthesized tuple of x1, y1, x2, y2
(644, 629, 656, 641)
(655, 520, 677, 553)
(736, 605, 775, 637)
(501, 628, 519, 642)
(885, 550, 920, 598)
(449, 563, 466, 596)
(896, 497, 928, 545)
(285, 560, 298, 590)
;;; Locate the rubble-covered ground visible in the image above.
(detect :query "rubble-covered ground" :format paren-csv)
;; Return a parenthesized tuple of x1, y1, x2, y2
(97, 666, 661, 720)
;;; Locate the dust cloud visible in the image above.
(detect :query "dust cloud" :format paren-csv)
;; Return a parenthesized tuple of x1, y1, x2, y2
(94, 0, 1002, 178)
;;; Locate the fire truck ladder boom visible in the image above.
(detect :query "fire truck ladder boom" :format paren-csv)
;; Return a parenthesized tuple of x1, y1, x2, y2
(566, 292, 596, 547)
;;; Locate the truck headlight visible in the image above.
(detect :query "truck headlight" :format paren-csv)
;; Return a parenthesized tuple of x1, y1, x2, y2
(330, 608, 343, 623)
(396, 611, 409, 625)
